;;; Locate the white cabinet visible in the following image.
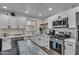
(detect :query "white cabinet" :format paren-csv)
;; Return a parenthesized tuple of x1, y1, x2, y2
(65, 39, 75, 55)
(0, 15, 8, 28)
(0, 14, 26, 29)
(18, 17, 26, 29)
(68, 10, 76, 28)
(61, 10, 75, 28)
(48, 17, 52, 28)
(31, 35, 50, 49)
(9, 16, 18, 28)
(65, 42, 75, 55)
(43, 35, 50, 49)
(2, 39, 12, 51)
(38, 37, 44, 47)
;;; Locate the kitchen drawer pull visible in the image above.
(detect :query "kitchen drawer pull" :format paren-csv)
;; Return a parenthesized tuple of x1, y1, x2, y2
(67, 44, 73, 46)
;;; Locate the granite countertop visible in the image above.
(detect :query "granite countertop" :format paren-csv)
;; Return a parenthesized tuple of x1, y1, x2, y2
(65, 38, 76, 43)
(0, 34, 37, 39)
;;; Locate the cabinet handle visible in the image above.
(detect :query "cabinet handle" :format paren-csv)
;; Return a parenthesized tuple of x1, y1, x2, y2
(67, 44, 73, 46)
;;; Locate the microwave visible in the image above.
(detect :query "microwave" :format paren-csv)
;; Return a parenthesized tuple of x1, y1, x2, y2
(53, 17, 68, 28)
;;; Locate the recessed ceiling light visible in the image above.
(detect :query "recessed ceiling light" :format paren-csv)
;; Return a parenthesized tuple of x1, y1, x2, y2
(25, 11, 29, 14)
(48, 8, 52, 11)
(3, 6, 7, 9)
(38, 14, 42, 16)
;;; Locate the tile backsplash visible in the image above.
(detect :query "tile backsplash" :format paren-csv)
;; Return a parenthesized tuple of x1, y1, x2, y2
(0, 29, 24, 36)
(49, 28, 76, 39)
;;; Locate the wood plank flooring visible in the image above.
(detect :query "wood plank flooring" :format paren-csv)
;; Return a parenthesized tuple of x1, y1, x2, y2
(18, 39, 48, 55)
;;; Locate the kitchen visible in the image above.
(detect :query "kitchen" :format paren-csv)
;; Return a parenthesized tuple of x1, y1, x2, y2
(0, 3, 79, 55)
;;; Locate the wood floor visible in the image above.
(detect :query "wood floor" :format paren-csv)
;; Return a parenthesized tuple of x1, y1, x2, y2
(18, 39, 48, 55)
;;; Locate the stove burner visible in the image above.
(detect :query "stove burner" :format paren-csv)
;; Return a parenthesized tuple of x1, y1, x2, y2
(50, 35, 68, 40)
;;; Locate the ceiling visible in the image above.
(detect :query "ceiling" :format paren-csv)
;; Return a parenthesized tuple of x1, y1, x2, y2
(0, 3, 79, 19)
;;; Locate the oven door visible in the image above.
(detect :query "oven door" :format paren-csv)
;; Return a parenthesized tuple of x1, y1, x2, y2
(0, 39, 2, 52)
(55, 42, 62, 54)
(50, 39, 56, 49)
(50, 41, 53, 49)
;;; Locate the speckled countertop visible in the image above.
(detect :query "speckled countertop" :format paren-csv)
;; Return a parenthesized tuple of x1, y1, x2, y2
(0, 34, 37, 39)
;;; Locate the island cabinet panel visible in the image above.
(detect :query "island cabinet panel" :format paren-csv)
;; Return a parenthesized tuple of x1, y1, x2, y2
(2, 39, 12, 51)
(30, 35, 50, 49)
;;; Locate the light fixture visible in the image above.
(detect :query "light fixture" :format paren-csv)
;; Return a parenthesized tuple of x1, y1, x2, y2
(3, 6, 7, 9)
(48, 8, 52, 11)
(25, 11, 29, 14)
(38, 14, 42, 16)
(25, 8, 31, 14)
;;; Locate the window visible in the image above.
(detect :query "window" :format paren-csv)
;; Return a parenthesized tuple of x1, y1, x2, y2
(26, 20, 37, 32)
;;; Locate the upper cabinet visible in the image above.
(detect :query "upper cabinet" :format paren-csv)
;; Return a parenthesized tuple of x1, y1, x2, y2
(9, 16, 26, 29)
(0, 15, 9, 28)
(68, 10, 76, 28)
(17, 17, 26, 29)
(48, 17, 52, 28)
(9, 16, 18, 28)
(60, 9, 76, 28)
(0, 14, 26, 29)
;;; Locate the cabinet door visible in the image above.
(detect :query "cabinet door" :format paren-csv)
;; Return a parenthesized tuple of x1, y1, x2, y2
(39, 37, 43, 47)
(65, 42, 75, 55)
(61, 10, 76, 28)
(18, 17, 26, 29)
(0, 15, 8, 28)
(48, 17, 52, 28)
(9, 16, 17, 28)
(2, 39, 12, 51)
(65, 45, 75, 55)
(43, 36, 50, 49)
(68, 10, 76, 28)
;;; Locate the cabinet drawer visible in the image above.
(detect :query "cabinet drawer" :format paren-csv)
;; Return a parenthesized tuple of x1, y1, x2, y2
(65, 42, 75, 48)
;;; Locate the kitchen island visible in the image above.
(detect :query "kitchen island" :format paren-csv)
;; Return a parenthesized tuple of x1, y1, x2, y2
(0, 34, 38, 55)
(0, 34, 37, 39)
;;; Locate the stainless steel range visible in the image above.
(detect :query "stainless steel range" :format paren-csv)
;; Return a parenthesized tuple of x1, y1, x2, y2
(50, 32, 70, 54)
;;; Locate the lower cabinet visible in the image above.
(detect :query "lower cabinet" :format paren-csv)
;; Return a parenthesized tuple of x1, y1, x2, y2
(31, 35, 50, 49)
(75, 45, 79, 55)
(36, 37, 43, 47)
(64, 41, 75, 55)
(2, 39, 12, 51)
(43, 35, 50, 49)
